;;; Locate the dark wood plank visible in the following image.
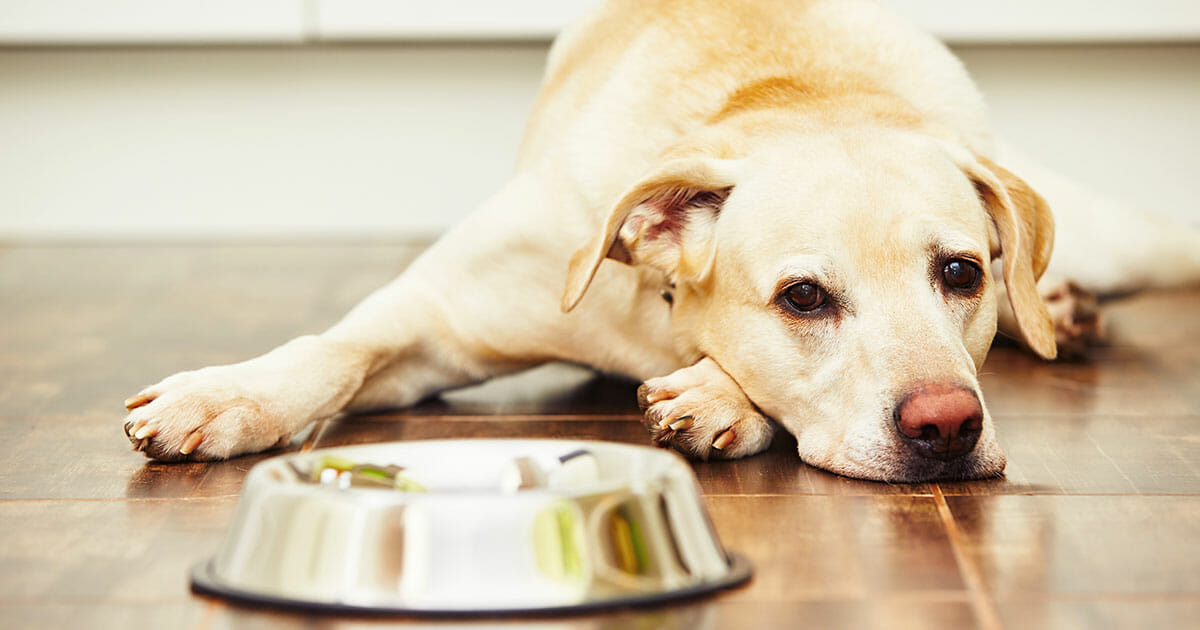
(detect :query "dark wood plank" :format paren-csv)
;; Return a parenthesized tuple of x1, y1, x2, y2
(980, 345, 1199, 417)
(0, 410, 312, 500)
(0, 499, 235, 602)
(707, 496, 965, 600)
(0, 604, 206, 630)
(0, 245, 1197, 630)
(948, 496, 1200, 596)
(0, 244, 421, 417)
(996, 600, 1200, 630)
(1100, 288, 1200, 350)
(939, 413, 1200, 495)
(978, 289, 1200, 418)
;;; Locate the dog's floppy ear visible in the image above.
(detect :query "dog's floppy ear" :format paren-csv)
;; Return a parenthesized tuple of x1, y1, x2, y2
(964, 155, 1057, 359)
(561, 157, 740, 312)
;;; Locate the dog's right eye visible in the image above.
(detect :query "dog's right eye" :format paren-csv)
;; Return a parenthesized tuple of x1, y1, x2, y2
(781, 282, 826, 313)
(940, 258, 983, 294)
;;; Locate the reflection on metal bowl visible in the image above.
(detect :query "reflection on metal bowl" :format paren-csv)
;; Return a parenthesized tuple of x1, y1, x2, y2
(190, 439, 751, 615)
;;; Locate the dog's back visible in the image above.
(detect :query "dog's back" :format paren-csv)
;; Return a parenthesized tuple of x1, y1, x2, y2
(527, 0, 1200, 298)
(518, 0, 992, 202)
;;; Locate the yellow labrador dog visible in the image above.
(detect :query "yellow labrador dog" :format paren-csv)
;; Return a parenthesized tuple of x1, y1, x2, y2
(122, 0, 1200, 481)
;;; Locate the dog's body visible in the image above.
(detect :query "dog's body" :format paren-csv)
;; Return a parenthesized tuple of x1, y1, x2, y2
(123, 0, 1200, 481)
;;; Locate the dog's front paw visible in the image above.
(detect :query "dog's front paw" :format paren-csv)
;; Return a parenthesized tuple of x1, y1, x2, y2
(122, 365, 296, 462)
(637, 357, 776, 460)
(1041, 276, 1105, 359)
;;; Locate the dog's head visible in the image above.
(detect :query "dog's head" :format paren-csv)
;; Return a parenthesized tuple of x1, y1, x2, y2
(563, 129, 1055, 481)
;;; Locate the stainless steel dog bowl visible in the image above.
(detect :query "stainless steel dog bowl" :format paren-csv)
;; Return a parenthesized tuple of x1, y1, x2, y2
(191, 439, 751, 614)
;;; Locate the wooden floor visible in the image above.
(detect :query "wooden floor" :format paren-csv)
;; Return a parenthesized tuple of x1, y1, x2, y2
(1, 243, 1198, 630)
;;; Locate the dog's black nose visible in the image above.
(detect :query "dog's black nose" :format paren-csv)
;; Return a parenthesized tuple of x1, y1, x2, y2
(893, 384, 982, 460)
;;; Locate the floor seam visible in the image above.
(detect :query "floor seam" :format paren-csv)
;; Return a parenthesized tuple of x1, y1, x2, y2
(0, 496, 239, 503)
(702, 493, 937, 498)
(933, 484, 1005, 630)
(352, 414, 646, 422)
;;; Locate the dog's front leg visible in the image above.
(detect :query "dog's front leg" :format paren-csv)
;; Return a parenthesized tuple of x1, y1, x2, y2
(121, 333, 379, 461)
(638, 357, 778, 460)
(125, 268, 548, 462)
(123, 177, 564, 461)
(122, 265, 539, 462)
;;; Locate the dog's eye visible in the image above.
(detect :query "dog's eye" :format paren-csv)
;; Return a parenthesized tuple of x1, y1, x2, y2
(782, 282, 826, 313)
(941, 259, 982, 292)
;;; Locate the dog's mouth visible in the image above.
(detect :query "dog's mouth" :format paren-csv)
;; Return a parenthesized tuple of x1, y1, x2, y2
(799, 421, 1006, 483)
(831, 447, 1005, 482)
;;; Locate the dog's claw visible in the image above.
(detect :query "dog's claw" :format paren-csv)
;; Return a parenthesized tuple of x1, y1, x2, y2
(133, 421, 158, 440)
(124, 392, 155, 410)
(636, 384, 652, 412)
(180, 431, 204, 455)
(712, 428, 736, 450)
(652, 426, 675, 448)
(667, 416, 694, 431)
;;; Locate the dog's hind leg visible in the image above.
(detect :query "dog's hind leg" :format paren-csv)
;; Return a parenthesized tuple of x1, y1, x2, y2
(996, 140, 1200, 295)
(995, 271, 1104, 359)
(122, 174, 597, 461)
(993, 141, 1200, 358)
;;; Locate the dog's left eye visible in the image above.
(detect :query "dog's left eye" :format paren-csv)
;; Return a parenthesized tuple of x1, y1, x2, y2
(781, 282, 827, 313)
(941, 259, 982, 292)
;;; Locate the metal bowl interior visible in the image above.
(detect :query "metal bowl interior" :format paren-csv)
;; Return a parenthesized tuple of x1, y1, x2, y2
(192, 439, 751, 614)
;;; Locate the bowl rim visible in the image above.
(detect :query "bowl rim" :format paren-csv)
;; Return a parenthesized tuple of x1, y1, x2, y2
(251, 437, 701, 500)
(190, 551, 753, 616)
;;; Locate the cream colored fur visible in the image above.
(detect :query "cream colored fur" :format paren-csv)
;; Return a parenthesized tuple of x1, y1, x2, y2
(122, 0, 1200, 481)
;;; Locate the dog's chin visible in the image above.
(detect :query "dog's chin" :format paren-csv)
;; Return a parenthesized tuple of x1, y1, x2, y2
(797, 432, 1008, 482)
(823, 448, 1006, 482)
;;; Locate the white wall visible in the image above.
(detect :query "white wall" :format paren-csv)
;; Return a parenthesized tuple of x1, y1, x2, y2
(1, 41, 1197, 239)
(0, 45, 546, 239)
(958, 44, 1200, 225)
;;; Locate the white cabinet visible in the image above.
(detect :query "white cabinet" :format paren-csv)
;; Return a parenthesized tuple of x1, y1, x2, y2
(1, 0, 1197, 45)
